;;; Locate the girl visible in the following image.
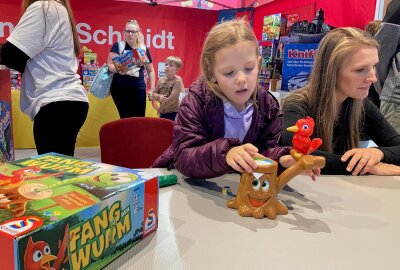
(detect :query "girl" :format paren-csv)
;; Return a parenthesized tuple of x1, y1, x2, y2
(153, 19, 297, 179)
(0, 0, 89, 156)
(149, 56, 184, 121)
(107, 19, 156, 118)
(281, 27, 400, 176)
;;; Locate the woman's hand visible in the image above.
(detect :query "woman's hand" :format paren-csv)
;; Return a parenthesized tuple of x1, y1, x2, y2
(279, 155, 321, 181)
(366, 162, 400, 176)
(148, 90, 154, 101)
(341, 148, 384, 176)
(226, 144, 261, 173)
(118, 67, 128, 75)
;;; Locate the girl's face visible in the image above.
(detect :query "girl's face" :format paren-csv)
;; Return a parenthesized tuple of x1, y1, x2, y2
(335, 45, 379, 106)
(165, 61, 178, 78)
(212, 41, 260, 111)
(124, 23, 139, 44)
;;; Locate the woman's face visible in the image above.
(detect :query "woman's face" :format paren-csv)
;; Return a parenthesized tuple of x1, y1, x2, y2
(335, 45, 379, 105)
(124, 23, 139, 43)
(212, 41, 260, 111)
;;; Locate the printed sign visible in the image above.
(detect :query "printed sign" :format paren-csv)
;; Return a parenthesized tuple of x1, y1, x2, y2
(281, 43, 319, 91)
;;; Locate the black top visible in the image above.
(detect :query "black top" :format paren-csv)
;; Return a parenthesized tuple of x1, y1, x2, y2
(281, 98, 400, 175)
(0, 41, 29, 73)
(110, 42, 152, 91)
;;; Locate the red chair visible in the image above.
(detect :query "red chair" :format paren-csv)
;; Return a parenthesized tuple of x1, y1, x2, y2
(100, 117, 174, 168)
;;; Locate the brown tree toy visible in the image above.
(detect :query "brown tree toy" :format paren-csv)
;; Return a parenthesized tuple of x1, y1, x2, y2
(227, 116, 326, 219)
(227, 155, 325, 219)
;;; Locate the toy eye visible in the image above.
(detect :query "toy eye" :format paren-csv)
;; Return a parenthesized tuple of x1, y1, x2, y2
(302, 124, 309, 129)
(112, 176, 132, 183)
(111, 172, 129, 177)
(25, 169, 34, 173)
(32, 250, 43, 262)
(261, 181, 270, 191)
(252, 179, 260, 190)
(43, 245, 51, 255)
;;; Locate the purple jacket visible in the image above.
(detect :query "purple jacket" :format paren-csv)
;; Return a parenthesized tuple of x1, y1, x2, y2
(152, 77, 290, 178)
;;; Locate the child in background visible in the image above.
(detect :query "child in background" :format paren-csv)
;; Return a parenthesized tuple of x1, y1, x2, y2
(153, 19, 313, 179)
(149, 56, 184, 120)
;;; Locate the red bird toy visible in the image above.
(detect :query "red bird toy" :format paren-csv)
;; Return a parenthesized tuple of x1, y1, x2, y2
(286, 116, 322, 156)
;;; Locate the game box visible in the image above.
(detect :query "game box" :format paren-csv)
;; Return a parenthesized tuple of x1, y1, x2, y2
(0, 153, 159, 270)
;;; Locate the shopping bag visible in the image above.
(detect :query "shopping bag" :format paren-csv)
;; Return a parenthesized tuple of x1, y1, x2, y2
(89, 64, 114, 99)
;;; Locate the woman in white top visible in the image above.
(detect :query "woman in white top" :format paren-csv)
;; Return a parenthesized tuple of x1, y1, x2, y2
(0, 0, 89, 156)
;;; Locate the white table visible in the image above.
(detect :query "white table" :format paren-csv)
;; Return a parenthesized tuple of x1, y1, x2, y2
(105, 172, 400, 270)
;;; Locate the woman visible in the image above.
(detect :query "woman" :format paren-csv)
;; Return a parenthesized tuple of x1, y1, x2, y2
(107, 19, 156, 118)
(0, 0, 89, 156)
(281, 27, 400, 176)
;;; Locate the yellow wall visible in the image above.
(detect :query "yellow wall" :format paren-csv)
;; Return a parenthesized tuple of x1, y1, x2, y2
(12, 91, 158, 148)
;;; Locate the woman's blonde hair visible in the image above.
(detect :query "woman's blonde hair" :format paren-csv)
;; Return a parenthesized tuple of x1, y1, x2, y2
(283, 27, 378, 153)
(23, 0, 81, 57)
(126, 19, 143, 48)
(200, 18, 260, 104)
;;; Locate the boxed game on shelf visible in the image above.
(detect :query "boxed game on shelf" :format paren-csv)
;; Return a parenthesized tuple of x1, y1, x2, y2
(81, 64, 99, 91)
(0, 69, 14, 163)
(281, 43, 318, 91)
(262, 13, 282, 41)
(0, 153, 159, 270)
(10, 69, 20, 91)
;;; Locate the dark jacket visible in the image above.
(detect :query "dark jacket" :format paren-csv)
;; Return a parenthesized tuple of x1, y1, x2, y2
(152, 77, 290, 178)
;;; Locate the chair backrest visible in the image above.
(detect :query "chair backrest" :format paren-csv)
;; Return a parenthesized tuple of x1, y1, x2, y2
(100, 117, 174, 168)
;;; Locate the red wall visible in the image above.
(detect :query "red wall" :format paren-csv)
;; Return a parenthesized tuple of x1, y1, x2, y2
(0, 0, 377, 84)
(0, 0, 218, 88)
(253, 0, 377, 40)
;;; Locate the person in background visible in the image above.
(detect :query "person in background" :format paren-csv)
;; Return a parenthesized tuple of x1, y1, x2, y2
(0, 0, 89, 156)
(281, 27, 400, 176)
(149, 56, 184, 121)
(107, 19, 156, 118)
(374, 2, 400, 133)
(153, 19, 318, 179)
(364, 19, 381, 108)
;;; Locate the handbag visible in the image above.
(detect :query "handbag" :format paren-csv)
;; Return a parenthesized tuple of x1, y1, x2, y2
(89, 64, 114, 99)
(89, 41, 129, 98)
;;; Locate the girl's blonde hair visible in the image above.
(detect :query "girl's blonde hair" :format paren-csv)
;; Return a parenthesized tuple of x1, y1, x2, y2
(283, 27, 378, 153)
(126, 19, 143, 48)
(200, 18, 260, 104)
(23, 0, 81, 57)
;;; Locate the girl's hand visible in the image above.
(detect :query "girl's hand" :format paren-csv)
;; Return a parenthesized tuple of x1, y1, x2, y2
(341, 148, 384, 176)
(305, 168, 320, 181)
(279, 155, 320, 181)
(279, 155, 295, 168)
(226, 144, 260, 173)
(151, 101, 159, 111)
